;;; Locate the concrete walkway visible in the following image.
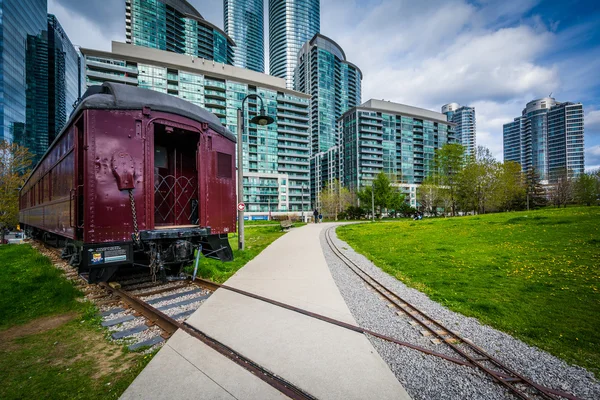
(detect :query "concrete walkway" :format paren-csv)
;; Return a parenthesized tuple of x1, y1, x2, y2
(121, 223, 411, 400)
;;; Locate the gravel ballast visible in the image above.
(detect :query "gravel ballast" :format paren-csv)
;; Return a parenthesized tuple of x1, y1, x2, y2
(321, 227, 600, 400)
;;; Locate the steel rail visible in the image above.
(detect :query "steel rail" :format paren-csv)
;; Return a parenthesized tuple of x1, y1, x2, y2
(191, 277, 472, 367)
(324, 226, 579, 400)
(101, 282, 317, 400)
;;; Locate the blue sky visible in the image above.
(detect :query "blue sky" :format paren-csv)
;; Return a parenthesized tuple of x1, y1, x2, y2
(49, 0, 600, 170)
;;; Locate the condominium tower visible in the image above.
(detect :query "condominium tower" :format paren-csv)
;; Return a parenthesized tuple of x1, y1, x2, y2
(126, 0, 235, 65)
(339, 100, 456, 206)
(294, 34, 362, 207)
(224, 0, 264, 72)
(503, 98, 584, 183)
(81, 42, 311, 217)
(269, 0, 320, 89)
(442, 102, 476, 157)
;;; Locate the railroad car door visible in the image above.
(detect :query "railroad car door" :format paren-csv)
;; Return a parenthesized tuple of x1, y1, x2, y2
(198, 131, 236, 234)
(153, 124, 199, 227)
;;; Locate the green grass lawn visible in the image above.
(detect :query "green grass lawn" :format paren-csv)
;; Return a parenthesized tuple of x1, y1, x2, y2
(337, 207, 600, 377)
(187, 225, 288, 282)
(0, 245, 152, 399)
(0, 245, 84, 330)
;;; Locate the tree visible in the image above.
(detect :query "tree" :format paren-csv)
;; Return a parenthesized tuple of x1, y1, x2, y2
(357, 172, 395, 218)
(320, 180, 355, 220)
(495, 161, 526, 211)
(0, 141, 33, 243)
(388, 190, 407, 218)
(432, 143, 465, 216)
(418, 176, 442, 215)
(524, 168, 548, 209)
(573, 171, 599, 206)
(550, 169, 573, 208)
(456, 146, 500, 214)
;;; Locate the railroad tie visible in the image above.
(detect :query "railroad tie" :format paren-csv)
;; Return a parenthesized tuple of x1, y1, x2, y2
(144, 288, 202, 305)
(128, 335, 164, 351)
(156, 294, 211, 311)
(99, 307, 126, 317)
(112, 324, 148, 340)
(101, 315, 136, 327)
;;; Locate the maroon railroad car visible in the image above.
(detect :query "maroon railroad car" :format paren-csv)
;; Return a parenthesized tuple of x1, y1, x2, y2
(19, 83, 236, 282)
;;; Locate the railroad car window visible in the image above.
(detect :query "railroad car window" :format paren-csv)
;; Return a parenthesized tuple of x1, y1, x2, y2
(154, 146, 168, 169)
(217, 152, 232, 179)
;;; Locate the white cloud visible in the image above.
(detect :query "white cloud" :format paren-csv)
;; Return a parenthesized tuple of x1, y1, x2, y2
(586, 110, 600, 131)
(49, 0, 122, 50)
(320, 1, 560, 162)
(587, 145, 600, 157)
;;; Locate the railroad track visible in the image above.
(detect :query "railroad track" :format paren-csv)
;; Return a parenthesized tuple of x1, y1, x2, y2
(32, 236, 581, 399)
(99, 279, 317, 400)
(324, 226, 579, 400)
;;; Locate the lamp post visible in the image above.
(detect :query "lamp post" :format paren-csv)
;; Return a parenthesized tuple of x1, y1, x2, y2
(237, 94, 275, 251)
(301, 183, 306, 222)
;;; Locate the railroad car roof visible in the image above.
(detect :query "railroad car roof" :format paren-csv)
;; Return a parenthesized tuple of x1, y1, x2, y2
(74, 82, 236, 142)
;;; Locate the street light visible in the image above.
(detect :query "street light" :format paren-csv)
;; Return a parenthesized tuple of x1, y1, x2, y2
(237, 94, 275, 251)
(301, 183, 306, 222)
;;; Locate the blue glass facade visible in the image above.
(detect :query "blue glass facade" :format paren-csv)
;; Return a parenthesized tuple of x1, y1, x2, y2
(294, 34, 361, 207)
(503, 98, 585, 184)
(269, 0, 319, 89)
(442, 103, 476, 158)
(224, 0, 264, 72)
(47, 14, 81, 143)
(340, 100, 456, 190)
(0, 0, 47, 151)
(126, 0, 235, 65)
(82, 43, 312, 214)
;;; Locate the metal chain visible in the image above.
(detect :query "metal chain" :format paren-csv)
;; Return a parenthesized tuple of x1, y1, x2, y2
(150, 251, 158, 283)
(128, 189, 140, 245)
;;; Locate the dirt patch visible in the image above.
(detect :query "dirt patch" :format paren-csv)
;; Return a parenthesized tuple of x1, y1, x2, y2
(0, 312, 80, 342)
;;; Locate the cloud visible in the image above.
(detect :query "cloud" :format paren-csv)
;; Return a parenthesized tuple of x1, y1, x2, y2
(586, 110, 600, 131)
(585, 146, 600, 171)
(49, 0, 123, 50)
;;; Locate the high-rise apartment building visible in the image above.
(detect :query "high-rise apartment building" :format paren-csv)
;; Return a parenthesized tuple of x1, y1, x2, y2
(503, 98, 584, 183)
(269, 0, 320, 89)
(81, 42, 311, 217)
(339, 100, 456, 193)
(126, 0, 235, 65)
(0, 2, 81, 163)
(294, 34, 361, 207)
(442, 102, 476, 157)
(224, 0, 264, 73)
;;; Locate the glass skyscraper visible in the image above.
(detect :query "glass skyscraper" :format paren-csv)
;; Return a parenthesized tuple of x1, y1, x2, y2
(294, 34, 361, 207)
(269, 0, 319, 89)
(82, 42, 311, 216)
(48, 14, 82, 144)
(0, 0, 47, 149)
(503, 98, 584, 184)
(126, 0, 235, 65)
(339, 100, 456, 191)
(0, 2, 81, 163)
(442, 102, 476, 158)
(224, 0, 264, 72)
(504, 97, 584, 184)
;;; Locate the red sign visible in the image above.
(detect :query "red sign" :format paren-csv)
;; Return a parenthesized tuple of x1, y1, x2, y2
(237, 202, 245, 211)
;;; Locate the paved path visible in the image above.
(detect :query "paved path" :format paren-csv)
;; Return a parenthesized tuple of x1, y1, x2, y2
(121, 223, 410, 400)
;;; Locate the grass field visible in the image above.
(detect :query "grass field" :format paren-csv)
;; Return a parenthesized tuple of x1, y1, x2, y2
(0, 245, 152, 399)
(337, 207, 600, 376)
(186, 225, 287, 282)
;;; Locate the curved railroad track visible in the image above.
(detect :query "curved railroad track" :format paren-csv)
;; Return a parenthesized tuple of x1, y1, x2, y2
(324, 225, 579, 400)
